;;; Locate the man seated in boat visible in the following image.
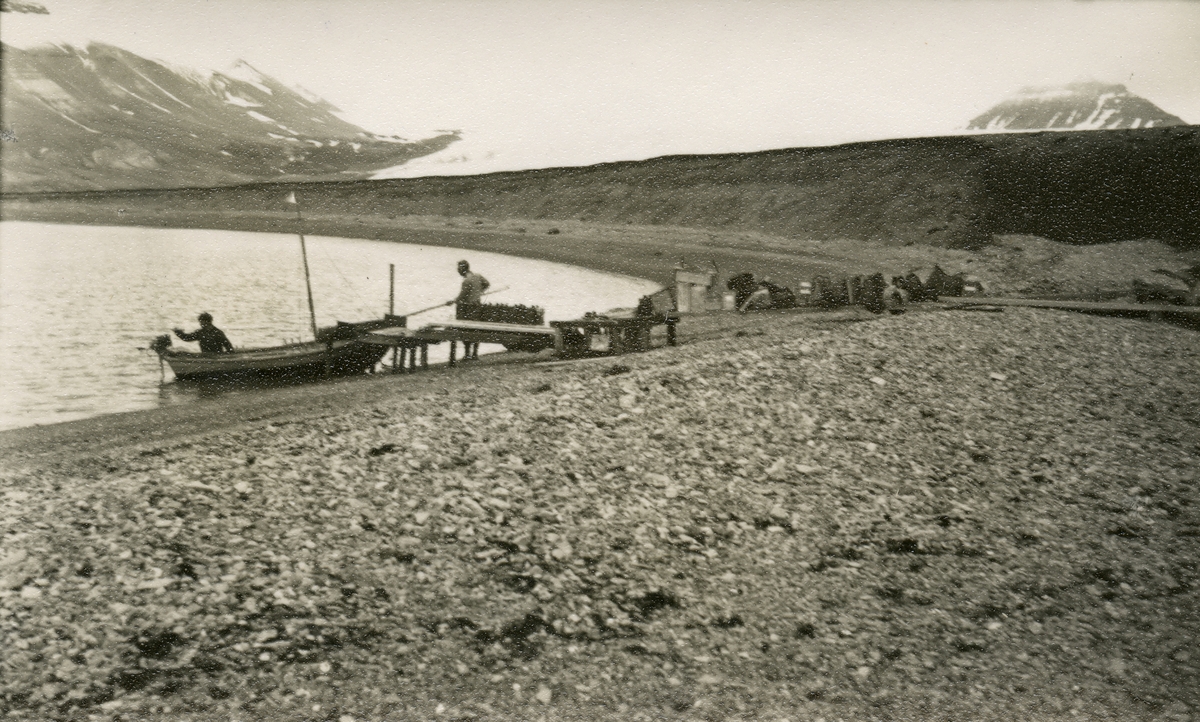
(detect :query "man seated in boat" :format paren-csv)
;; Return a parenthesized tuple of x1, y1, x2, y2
(173, 312, 234, 353)
(448, 260, 490, 360)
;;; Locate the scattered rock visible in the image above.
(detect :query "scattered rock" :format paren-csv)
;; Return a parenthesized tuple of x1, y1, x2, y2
(2, 307, 1196, 720)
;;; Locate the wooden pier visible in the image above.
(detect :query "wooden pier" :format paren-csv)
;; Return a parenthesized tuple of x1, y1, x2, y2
(359, 314, 679, 372)
(362, 320, 561, 369)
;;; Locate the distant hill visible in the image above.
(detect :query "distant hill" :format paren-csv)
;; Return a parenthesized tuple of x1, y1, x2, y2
(0, 42, 460, 192)
(968, 82, 1186, 131)
(7, 127, 1198, 252)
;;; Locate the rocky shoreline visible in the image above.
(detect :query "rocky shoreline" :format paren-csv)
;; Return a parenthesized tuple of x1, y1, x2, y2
(2, 307, 1198, 721)
(6, 203, 1198, 300)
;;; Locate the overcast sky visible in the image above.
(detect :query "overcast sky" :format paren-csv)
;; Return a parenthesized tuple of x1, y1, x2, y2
(4, 0, 1198, 176)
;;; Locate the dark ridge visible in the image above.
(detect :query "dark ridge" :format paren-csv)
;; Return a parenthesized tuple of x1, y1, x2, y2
(5, 127, 1197, 250)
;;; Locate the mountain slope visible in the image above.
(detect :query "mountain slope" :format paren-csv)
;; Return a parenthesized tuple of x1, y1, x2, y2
(7, 127, 1198, 252)
(0, 42, 460, 191)
(968, 82, 1186, 131)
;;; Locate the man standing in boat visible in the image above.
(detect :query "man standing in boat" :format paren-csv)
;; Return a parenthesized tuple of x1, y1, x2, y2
(173, 312, 234, 353)
(449, 260, 489, 360)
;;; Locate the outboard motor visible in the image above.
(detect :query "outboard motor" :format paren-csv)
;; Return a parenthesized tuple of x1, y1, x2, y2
(150, 334, 173, 356)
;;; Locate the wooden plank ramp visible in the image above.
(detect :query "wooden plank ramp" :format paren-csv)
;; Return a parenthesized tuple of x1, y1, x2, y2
(364, 321, 559, 345)
(945, 298, 1196, 313)
(943, 297, 1200, 329)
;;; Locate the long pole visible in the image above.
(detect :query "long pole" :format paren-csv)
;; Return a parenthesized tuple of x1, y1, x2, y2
(292, 194, 318, 340)
(398, 286, 509, 319)
(389, 263, 398, 371)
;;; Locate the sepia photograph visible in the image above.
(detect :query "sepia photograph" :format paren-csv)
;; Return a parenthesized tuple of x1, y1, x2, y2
(1, 0, 1198, 719)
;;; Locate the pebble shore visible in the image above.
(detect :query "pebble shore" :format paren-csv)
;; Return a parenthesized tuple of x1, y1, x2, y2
(2, 307, 1198, 721)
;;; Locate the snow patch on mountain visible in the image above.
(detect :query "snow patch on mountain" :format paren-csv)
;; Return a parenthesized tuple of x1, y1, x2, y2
(171, 64, 216, 86)
(291, 83, 324, 105)
(223, 92, 260, 108)
(2, 41, 461, 191)
(55, 112, 100, 134)
(224, 60, 273, 95)
(130, 66, 193, 109)
(124, 89, 173, 114)
(968, 82, 1186, 132)
(373, 134, 506, 178)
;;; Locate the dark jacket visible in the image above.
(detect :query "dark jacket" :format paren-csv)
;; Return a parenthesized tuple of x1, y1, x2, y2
(175, 325, 233, 353)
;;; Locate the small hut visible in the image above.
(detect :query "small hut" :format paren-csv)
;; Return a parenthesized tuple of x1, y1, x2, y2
(674, 266, 718, 313)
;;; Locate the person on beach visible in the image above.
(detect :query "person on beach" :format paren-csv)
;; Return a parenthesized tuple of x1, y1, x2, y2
(449, 260, 489, 359)
(174, 312, 234, 353)
(736, 276, 796, 313)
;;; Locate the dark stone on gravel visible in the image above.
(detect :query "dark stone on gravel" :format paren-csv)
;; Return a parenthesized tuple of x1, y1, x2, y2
(366, 442, 398, 456)
(133, 630, 185, 660)
(624, 590, 679, 619)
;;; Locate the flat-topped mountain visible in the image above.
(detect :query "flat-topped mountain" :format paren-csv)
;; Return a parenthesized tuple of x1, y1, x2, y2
(0, 42, 460, 191)
(968, 82, 1186, 131)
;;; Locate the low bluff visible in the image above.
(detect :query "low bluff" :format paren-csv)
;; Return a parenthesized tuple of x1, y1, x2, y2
(6, 126, 1199, 251)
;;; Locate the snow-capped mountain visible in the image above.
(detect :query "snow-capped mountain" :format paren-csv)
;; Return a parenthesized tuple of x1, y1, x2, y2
(1, 42, 460, 191)
(968, 82, 1186, 132)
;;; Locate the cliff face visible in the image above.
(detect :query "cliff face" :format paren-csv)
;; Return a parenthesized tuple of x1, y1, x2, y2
(0, 42, 460, 192)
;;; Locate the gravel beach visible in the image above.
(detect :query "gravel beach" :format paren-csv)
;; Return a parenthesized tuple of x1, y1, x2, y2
(2, 307, 1198, 721)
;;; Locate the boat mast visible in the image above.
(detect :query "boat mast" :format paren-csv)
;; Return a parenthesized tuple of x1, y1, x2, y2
(288, 192, 319, 340)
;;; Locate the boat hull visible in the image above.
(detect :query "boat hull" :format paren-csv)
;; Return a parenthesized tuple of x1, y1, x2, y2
(163, 338, 387, 381)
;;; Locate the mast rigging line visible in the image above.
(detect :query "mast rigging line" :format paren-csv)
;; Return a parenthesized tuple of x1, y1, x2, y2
(290, 192, 319, 340)
(314, 241, 374, 320)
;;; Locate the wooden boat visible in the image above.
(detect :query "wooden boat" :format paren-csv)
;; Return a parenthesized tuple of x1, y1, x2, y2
(151, 318, 396, 381)
(151, 193, 395, 381)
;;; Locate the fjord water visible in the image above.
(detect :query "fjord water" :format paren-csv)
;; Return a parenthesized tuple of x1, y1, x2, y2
(0, 222, 660, 431)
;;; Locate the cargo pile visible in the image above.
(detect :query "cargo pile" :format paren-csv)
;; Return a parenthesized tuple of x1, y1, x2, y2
(705, 266, 984, 316)
(460, 303, 545, 327)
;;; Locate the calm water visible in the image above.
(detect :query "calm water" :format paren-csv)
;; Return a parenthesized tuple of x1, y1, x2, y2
(0, 222, 660, 431)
